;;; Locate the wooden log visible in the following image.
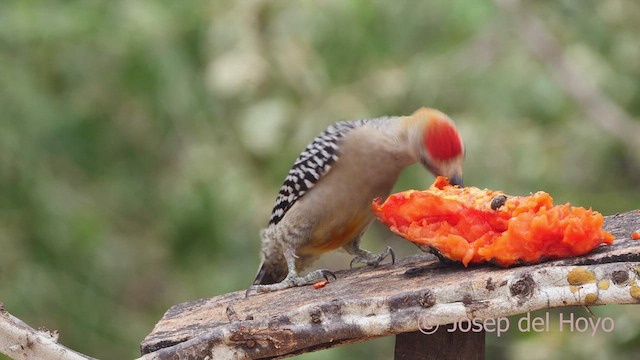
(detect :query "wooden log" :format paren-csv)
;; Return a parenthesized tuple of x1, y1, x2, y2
(394, 329, 485, 360)
(139, 210, 640, 360)
(0, 304, 95, 360)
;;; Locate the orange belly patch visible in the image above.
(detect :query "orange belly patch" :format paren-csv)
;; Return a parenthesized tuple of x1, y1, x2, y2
(308, 214, 367, 253)
(373, 177, 614, 267)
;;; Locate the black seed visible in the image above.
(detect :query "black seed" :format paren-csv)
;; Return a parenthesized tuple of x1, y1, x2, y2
(491, 195, 507, 210)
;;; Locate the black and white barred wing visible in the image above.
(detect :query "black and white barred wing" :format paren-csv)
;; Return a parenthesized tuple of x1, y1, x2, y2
(268, 120, 367, 225)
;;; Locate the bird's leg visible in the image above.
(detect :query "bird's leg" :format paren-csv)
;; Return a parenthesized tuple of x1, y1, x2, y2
(247, 249, 335, 295)
(343, 237, 395, 269)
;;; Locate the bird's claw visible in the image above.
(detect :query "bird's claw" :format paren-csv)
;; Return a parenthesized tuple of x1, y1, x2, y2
(245, 269, 336, 297)
(245, 285, 257, 298)
(388, 246, 396, 265)
(350, 246, 395, 269)
(321, 269, 337, 281)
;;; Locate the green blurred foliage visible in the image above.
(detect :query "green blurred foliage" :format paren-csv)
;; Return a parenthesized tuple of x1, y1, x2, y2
(0, 0, 639, 359)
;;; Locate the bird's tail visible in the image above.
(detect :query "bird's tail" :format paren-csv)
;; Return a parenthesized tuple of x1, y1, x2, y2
(253, 259, 288, 285)
(253, 229, 289, 285)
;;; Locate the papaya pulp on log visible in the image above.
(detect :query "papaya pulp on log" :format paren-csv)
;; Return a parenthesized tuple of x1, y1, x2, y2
(373, 177, 614, 267)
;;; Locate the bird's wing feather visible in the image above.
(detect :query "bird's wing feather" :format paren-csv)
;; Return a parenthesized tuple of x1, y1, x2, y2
(268, 119, 370, 225)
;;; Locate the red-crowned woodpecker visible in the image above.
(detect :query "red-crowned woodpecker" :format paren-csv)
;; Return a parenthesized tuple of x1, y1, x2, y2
(250, 108, 464, 293)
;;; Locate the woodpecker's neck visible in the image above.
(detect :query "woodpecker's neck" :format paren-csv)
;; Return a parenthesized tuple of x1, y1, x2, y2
(357, 116, 418, 166)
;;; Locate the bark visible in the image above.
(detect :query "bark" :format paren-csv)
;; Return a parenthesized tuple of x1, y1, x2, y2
(139, 210, 640, 360)
(0, 304, 95, 360)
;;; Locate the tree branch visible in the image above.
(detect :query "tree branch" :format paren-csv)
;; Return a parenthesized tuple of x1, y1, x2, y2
(140, 210, 640, 360)
(0, 304, 95, 360)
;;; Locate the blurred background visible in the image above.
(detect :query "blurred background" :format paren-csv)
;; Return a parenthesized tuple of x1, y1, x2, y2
(1, 0, 639, 359)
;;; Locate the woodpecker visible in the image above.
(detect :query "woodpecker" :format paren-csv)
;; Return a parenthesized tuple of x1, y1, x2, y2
(249, 107, 464, 293)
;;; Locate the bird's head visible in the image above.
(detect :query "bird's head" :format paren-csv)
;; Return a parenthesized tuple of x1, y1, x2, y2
(405, 107, 464, 186)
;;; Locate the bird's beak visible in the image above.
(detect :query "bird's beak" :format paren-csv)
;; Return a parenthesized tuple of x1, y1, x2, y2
(449, 173, 463, 187)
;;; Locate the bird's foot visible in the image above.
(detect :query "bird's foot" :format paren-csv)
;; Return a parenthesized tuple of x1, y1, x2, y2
(349, 246, 395, 269)
(246, 269, 336, 296)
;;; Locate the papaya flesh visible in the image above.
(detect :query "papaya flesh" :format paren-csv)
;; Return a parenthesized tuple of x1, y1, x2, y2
(372, 177, 614, 267)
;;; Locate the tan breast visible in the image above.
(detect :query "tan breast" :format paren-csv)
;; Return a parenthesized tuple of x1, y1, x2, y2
(289, 125, 416, 256)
